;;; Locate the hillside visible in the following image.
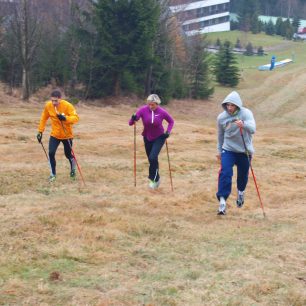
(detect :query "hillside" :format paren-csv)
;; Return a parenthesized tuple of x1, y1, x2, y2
(0, 41, 306, 305)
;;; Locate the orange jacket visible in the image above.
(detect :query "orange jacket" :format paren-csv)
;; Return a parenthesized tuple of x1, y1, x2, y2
(38, 100, 79, 139)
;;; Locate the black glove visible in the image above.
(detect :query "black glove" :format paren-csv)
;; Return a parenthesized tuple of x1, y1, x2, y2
(57, 114, 66, 121)
(131, 114, 137, 121)
(37, 132, 42, 143)
(162, 131, 170, 139)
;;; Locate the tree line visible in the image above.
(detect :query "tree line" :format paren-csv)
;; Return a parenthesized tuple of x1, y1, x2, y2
(230, 0, 302, 39)
(231, 0, 306, 18)
(1, 0, 233, 102)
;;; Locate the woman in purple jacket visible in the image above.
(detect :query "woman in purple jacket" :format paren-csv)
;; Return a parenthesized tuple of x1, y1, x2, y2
(129, 94, 174, 189)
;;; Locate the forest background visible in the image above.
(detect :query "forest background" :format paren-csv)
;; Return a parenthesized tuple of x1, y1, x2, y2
(1, 0, 306, 102)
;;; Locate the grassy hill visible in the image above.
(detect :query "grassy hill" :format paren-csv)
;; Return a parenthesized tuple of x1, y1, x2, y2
(0, 34, 306, 305)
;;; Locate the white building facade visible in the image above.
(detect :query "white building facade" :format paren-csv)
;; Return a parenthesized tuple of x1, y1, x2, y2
(169, 0, 230, 36)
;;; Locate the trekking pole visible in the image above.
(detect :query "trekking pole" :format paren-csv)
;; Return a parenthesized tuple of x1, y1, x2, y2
(165, 140, 174, 192)
(40, 141, 49, 162)
(239, 127, 266, 218)
(54, 106, 86, 186)
(39, 141, 53, 175)
(134, 122, 137, 187)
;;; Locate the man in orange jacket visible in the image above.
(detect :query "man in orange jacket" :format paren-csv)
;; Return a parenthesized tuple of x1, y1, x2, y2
(37, 90, 79, 182)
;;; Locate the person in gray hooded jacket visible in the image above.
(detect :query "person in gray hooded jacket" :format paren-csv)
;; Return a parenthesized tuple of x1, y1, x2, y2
(216, 91, 256, 215)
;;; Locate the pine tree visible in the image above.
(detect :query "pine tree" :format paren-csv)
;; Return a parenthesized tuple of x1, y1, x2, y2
(265, 20, 275, 35)
(244, 42, 254, 56)
(92, 0, 159, 97)
(282, 18, 294, 39)
(292, 16, 300, 33)
(188, 36, 214, 99)
(251, 13, 260, 34)
(238, 0, 260, 32)
(235, 38, 242, 49)
(214, 41, 240, 87)
(215, 38, 222, 48)
(284, 19, 294, 39)
(275, 17, 283, 35)
(257, 46, 264, 56)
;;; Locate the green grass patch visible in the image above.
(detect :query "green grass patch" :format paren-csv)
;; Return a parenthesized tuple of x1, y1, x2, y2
(0, 258, 78, 283)
(206, 30, 289, 48)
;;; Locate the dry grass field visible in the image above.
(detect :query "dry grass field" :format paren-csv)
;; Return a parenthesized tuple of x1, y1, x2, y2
(1, 44, 306, 305)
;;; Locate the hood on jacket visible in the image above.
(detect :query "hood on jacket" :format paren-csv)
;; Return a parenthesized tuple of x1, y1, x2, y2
(221, 91, 243, 111)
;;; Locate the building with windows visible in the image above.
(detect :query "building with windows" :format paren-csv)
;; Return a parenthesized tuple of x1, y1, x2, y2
(169, 0, 230, 36)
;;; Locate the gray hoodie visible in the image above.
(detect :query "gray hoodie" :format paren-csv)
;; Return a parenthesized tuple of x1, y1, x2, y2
(217, 91, 256, 154)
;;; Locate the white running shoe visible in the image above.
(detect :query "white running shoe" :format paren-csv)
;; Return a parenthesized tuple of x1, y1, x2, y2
(149, 179, 160, 190)
(49, 175, 56, 182)
(217, 197, 226, 215)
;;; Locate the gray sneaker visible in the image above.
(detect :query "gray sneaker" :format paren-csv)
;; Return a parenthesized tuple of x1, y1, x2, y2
(236, 191, 245, 208)
(70, 169, 76, 180)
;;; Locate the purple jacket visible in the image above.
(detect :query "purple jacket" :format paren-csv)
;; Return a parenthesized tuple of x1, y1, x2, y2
(129, 105, 174, 141)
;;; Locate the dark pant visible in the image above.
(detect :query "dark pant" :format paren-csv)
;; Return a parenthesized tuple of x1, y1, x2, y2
(144, 135, 166, 182)
(216, 150, 250, 201)
(49, 136, 74, 175)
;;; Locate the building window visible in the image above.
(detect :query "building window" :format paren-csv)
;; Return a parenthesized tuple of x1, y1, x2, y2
(189, 3, 230, 19)
(197, 15, 229, 30)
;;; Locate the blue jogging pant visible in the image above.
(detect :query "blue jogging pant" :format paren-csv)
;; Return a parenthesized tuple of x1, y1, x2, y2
(216, 150, 250, 201)
(144, 135, 166, 182)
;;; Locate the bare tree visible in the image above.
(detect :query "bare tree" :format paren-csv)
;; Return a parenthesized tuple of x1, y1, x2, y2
(278, 0, 299, 18)
(145, 0, 188, 95)
(10, 0, 42, 100)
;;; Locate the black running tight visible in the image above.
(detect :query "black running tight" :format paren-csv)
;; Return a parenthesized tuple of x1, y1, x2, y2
(48, 136, 74, 175)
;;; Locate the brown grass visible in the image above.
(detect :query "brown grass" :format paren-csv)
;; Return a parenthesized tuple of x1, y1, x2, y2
(1, 45, 306, 305)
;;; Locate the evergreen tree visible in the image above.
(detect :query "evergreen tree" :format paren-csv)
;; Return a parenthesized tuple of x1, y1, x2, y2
(275, 17, 283, 35)
(257, 46, 264, 56)
(235, 38, 242, 49)
(169, 68, 188, 99)
(214, 41, 240, 87)
(188, 36, 214, 99)
(265, 20, 275, 35)
(238, 0, 260, 32)
(215, 38, 222, 48)
(292, 16, 301, 32)
(279, 18, 294, 39)
(258, 19, 265, 32)
(279, 18, 288, 36)
(284, 18, 294, 39)
(92, 0, 159, 97)
(251, 13, 260, 34)
(32, 27, 70, 89)
(244, 42, 254, 56)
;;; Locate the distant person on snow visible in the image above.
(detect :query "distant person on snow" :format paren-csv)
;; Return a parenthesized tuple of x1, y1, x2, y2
(36, 90, 79, 182)
(216, 91, 256, 215)
(129, 94, 174, 189)
(270, 55, 276, 71)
